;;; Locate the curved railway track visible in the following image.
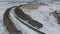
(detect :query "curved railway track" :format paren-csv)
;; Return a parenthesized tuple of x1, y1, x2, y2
(3, 6, 23, 34)
(3, 5, 45, 34)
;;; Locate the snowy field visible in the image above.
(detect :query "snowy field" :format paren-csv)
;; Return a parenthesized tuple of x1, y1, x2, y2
(0, 2, 22, 34)
(0, 2, 60, 34)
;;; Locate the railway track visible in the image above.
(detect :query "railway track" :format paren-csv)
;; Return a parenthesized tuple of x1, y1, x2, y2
(3, 5, 45, 34)
(3, 6, 23, 34)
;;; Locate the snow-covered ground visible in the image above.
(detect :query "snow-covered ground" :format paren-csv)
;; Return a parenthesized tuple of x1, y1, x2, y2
(29, 6, 60, 34)
(9, 8, 40, 34)
(0, 2, 60, 34)
(0, 2, 23, 34)
(20, 2, 60, 34)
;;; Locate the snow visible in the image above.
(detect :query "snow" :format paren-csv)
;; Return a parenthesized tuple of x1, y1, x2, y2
(28, 4, 60, 34)
(0, 2, 60, 34)
(0, 2, 24, 34)
(20, 2, 60, 34)
(9, 8, 40, 34)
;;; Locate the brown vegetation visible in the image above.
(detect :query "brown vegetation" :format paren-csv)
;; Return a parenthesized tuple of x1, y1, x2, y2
(3, 7, 22, 34)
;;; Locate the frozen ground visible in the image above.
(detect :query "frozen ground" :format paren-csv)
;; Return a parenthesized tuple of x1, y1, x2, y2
(19, 2, 60, 34)
(0, 2, 60, 34)
(0, 2, 23, 34)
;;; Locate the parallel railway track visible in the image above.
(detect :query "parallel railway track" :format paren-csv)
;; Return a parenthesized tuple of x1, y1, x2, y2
(3, 5, 45, 34)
